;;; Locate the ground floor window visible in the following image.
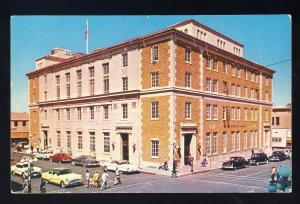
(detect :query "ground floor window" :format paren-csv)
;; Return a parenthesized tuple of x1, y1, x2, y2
(104, 132, 110, 153)
(67, 131, 71, 149)
(222, 132, 227, 153)
(78, 131, 83, 149)
(212, 132, 218, 154)
(151, 140, 159, 157)
(206, 133, 211, 155)
(90, 132, 96, 152)
(57, 131, 61, 147)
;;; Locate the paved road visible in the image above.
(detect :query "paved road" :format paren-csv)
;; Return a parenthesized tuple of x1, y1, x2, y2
(11, 152, 292, 193)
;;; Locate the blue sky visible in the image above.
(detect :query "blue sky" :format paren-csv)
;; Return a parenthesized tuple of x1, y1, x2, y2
(11, 15, 291, 112)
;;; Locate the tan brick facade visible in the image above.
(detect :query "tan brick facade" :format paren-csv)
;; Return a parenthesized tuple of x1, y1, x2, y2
(29, 77, 40, 147)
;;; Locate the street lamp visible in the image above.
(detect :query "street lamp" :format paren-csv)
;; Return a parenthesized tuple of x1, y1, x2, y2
(171, 143, 177, 178)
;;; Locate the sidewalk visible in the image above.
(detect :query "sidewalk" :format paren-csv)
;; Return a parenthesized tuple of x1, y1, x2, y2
(140, 160, 221, 177)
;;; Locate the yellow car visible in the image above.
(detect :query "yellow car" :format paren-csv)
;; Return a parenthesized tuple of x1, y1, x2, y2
(41, 167, 83, 188)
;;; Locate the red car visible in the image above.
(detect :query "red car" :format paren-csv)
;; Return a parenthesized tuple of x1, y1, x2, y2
(49, 153, 72, 163)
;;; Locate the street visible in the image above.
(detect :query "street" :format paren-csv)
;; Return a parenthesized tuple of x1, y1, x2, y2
(11, 152, 292, 193)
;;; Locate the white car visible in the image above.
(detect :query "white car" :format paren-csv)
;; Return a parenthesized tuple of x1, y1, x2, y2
(35, 150, 53, 160)
(101, 160, 141, 173)
(20, 155, 38, 163)
(11, 162, 42, 178)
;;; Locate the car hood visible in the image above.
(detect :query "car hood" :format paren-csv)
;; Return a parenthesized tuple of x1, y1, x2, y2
(222, 161, 234, 165)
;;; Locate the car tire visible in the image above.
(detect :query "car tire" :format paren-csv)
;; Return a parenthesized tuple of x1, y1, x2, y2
(60, 181, 66, 188)
(50, 158, 53, 162)
(245, 164, 249, 168)
(234, 166, 237, 171)
(71, 162, 76, 166)
(256, 161, 259, 166)
(266, 160, 269, 164)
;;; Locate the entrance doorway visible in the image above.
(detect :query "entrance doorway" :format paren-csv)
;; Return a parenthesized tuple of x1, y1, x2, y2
(43, 131, 48, 148)
(121, 134, 129, 161)
(184, 134, 192, 165)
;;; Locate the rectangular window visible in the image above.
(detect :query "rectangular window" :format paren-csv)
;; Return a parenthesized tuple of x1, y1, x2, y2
(57, 131, 61, 147)
(206, 78, 211, 91)
(44, 110, 47, 121)
(22, 121, 26, 126)
(151, 102, 159, 119)
(44, 74, 47, 85)
(265, 110, 269, 122)
(185, 72, 191, 88)
(151, 140, 159, 157)
(213, 57, 218, 71)
(185, 47, 191, 63)
(77, 108, 81, 120)
(103, 63, 109, 94)
(236, 132, 240, 150)
(185, 102, 191, 119)
(244, 108, 247, 121)
(223, 81, 228, 95)
(89, 67, 94, 78)
(66, 73, 70, 98)
(77, 81, 82, 97)
(66, 108, 70, 120)
(56, 75, 60, 99)
(44, 91, 47, 101)
(206, 104, 211, 120)
(90, 132, 96, 152)
(212, 132, 218, 154)
(231, 65, 236, 76)
(243, 131, 247, 150)
(122, 104, 128, 119)
(272, 117, 274, 125)
(90, 106, 94, 120)
(206, 133, 211, 155)
(90, 79, 95, 95)
(77, 70, 82, 80)
(104, 77, 109, 94)
(66, 83, 70, 98)
(67, 131, 71, 149)
(151, 72, 159, 87)
(103, 132, 110, 153)
(213, 105, 218, 120)
(212, 80, 218, 92)
(206, 55, 211, 68)
(56, 109, 60, 120)
(222, 61, 227, 74)
(236, 107, 240, 120)
(14, 121, 18, 127)
(255, 89, 259, 100)
(122, 77, 128, 91)
(103, 63, 109, 75)
(122, 53, 128, 67)
(152, 45, 159, 62)
(237, 66, 241, 77)
(231, 84, 235, 96)
(231, 132, 235, 151)
(104, 106, 109, 119)
(276, 117, 280, 125)
(244, 86, 248, 98)
(236, 85, 240, 97)
(222, 106, 227, 120)
(231, 107, 235, 120)
(222, 132, 227, 153)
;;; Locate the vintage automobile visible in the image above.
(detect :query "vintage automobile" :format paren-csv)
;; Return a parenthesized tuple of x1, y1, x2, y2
(222, 156, 250, 170)
(20, 155, 38, 163)
(35, 150, 53, 160)
(101, 160, 141, 173)
(269, 151, 287, 162)
(248, 152, 269, 166)
(41, 167, 83, 188)
(71, 155, 100, 167)
(11, 158, 17, 166)
(49, 153, 72, 163)
(11, 162, 42, 178)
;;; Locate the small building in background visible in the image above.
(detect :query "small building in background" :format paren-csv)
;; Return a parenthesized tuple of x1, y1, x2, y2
(11, 112, 29, 147)
(271, 105, 292, 150)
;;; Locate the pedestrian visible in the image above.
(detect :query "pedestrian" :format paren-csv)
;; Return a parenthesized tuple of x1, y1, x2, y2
(40, 178, 46, 193)
(113, 167, 122, 185)
(92, 171, 100, 187)
(100, 170, 109, 191)
(271, 167, 276, 182)
(188, 154, 194, 172)
(201, 155, 207, 167)
(22, 176, 29, 193)
(85, 170, 90, 188)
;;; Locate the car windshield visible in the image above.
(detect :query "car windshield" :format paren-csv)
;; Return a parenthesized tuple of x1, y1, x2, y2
(253, 154, 260, 158)
(59, 169, 72, 175)
(119, 161, 129, 165)
(229, 157, 237, 161)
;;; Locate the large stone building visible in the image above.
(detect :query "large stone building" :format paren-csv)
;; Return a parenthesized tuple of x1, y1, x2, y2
(10, 112, 29, 145)
(271, 105, 292, 149)
(26, 19, 275, 167)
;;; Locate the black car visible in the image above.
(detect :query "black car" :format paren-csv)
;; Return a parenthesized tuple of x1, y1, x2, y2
(71, 155, 100, 167)
(248, 153, 269, 166)
(269, 151, 287, 162)
(222, 156, 250, 170)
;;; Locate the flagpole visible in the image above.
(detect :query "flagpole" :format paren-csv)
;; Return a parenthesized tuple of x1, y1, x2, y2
(86, 19, 88, 54)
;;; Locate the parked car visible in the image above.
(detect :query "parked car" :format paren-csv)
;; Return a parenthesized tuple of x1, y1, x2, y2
(41, 167, 83, 188)
(222, 156, 250, 170)
(11, 158, 17, 166)
(49, 153, 72, 163)
(35, 150, 53, 160)
(101, 160, 141, 173)
(248, 153, 269, 166)
(269, 151, 287, 162)
(20, 155, 38, 163)
(11, 162, 42, 178)
(71, 155, 100, 167)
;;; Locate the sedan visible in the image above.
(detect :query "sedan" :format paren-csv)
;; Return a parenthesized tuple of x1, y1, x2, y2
(222, 156, 249, 170)
(248, 153, 269, 166)
(101, 160, 141, 173)
(35, 150, 53, 160)
(49, 153, 72, 163)
(41, 168, 83, 188)
(269, 151, 287, 162)
(11, 162, 42, 178)
(71, 155, 100, 167)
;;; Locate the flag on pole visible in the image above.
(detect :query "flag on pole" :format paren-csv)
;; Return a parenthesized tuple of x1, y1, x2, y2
(85, 21, 88, 40)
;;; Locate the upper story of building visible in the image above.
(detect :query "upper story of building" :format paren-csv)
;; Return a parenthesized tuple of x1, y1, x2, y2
(11, 112, 29, 132)
(26, 19, 275, 107)
(272, 105, 292, 129)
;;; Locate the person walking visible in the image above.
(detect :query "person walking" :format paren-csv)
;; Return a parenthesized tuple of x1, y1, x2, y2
(113, 168, 122, 186)
(85, 170, 90, 188)
(271, 167, 276, 182)
(100, 170, 109, 191)
(201, 155, 207, 167)
(22, 176, 29, 193)
(92, 171, 100, 187)
(188, 154, 194, 172)
(40, 178, 46, 193)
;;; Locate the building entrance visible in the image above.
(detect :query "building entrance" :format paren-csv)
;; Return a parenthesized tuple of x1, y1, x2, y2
(121, 134, 129, 161)
(184, 134, 192, 165)
(43, 130, 48, 148)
